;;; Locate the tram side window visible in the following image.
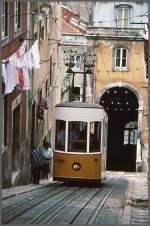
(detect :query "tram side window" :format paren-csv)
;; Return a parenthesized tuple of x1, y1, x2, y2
(55, 120, 66, 151)
(90, 122, 101, 153)
(103, 119, 108, 151)
(68, 121, 87, 153)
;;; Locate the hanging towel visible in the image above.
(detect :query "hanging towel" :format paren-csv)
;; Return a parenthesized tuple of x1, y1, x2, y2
(23, 51, 33, 70)
(4, 54, 19, 94)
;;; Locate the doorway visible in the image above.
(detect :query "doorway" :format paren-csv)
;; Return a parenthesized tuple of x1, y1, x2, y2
(100, 87, 139, 171)
(12, 105, 20, 173)
(31, 102, 36, 149)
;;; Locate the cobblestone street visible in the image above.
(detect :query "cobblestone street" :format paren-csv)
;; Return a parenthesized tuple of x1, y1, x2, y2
(1, 1, 149, 225)
(2, 172, 149, 224)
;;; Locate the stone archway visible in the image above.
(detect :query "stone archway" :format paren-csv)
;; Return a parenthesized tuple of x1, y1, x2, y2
(96, 82, 143, 172)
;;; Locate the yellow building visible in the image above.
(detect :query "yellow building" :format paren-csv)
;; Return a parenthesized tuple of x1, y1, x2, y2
(86, 1, 149, 172)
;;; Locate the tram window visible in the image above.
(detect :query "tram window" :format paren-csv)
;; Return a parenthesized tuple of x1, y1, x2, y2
(55, 120, 66, 151)
(90, 122, 101, 153)
(103, 120, 107, 150)
(68, 121, 87, 152)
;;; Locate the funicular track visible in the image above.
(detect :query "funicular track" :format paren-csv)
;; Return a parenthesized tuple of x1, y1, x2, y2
(2, 171, 125, 224)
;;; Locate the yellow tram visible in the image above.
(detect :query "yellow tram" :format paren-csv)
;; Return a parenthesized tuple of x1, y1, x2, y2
(53, 102, 108, 182)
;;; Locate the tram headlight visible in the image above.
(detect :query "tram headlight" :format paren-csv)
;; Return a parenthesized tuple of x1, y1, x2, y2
(72, 162, 81, 171)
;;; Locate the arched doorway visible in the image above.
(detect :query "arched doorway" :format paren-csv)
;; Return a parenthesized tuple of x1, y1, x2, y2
(99, 86, 139, 172)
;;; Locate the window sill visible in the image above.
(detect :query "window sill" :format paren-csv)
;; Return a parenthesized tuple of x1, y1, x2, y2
(113, 68, 129, 72)
(72, 68, 81, 72)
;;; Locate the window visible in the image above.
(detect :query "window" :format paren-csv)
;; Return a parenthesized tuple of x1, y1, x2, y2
(70, 55, 81, 70)
(115, 47, 128, 69)
(90, 122, 101, 153)
(117, 7, 129, 28)
(14, 1, 21, 32)
(55, 120, 66, 151)
(103, 119, 107, 151)
(1, 2, 8, 38)
(123, 122, 137, 145)
(68, 121, 87, 153)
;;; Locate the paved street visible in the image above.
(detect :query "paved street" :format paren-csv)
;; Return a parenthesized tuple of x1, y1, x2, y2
(1, 4, 149, 221)
(2, 172, 148, 224)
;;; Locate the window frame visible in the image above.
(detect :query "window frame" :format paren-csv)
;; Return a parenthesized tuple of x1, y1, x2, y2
(68, 121, 87, 153)
(123, 129, 137, 145)
(55, 120, 66, 152)
(1, 2, 8, 39)
(14, 1, 21, 35)
(114, 47, 129, 71)
(89, 121, 101, 153)
(70, 55, 81, 71)
(116, 6, 130, 28)
(123, 121, 138, 145)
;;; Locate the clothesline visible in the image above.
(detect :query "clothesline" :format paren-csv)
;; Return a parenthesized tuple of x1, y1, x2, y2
(2, 40, 40, 95)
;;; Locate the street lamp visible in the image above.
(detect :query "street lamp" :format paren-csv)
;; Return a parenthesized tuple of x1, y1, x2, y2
(82, 53, 95, 102)
(64, 51, 76, 101)
(64, 50, 96, 102)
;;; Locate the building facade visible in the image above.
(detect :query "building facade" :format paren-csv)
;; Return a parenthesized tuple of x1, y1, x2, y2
(28, 1, 61, 151)
(1, 1, 61, 188)
(1, 1, 30, 187)
(87, 1, 149, 172)
(61, 5, 95, 103)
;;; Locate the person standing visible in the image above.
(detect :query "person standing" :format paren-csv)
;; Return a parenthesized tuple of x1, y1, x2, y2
(40, 142, 53, 180)
(31, 147, 43, 184)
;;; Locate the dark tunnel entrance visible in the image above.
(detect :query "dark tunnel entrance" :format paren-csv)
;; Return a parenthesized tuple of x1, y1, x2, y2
(100, 86, 139, 172)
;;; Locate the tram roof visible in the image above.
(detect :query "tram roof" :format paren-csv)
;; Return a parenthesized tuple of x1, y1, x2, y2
(55, 102, 103, 109)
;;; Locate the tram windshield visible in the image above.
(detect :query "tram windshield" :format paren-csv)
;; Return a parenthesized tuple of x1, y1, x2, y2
(68, 121, 87, 152)
(55, 120, 66, 151)
(89, 122, 101, 153)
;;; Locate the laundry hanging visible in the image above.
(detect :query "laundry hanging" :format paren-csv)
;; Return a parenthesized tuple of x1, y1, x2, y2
(29, 40, 40, 69)
(2, 40, 40, 94)
(2, 53, 19, 94)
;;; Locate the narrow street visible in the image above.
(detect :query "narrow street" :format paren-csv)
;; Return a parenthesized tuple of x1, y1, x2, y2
(2, 172, 148, 225)
(1, 2, 149, 225)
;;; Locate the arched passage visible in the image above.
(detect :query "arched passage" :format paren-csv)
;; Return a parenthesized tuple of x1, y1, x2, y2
(99, 86, 139, 171)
